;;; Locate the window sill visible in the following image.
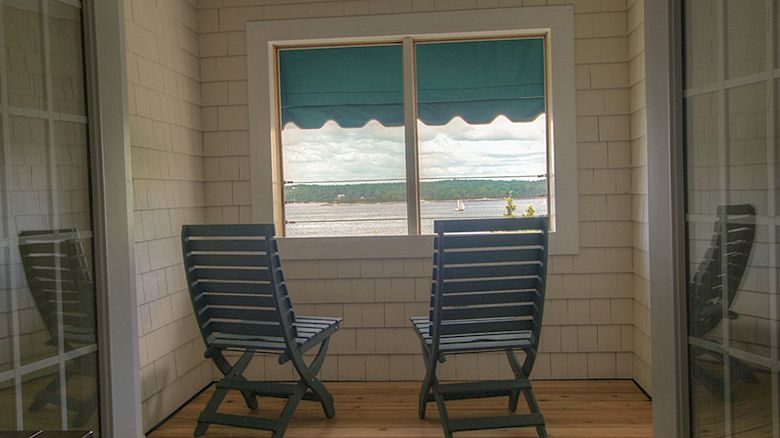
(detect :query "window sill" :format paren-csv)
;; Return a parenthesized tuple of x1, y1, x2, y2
(277, 231, 576, 260)
(278, 235, 434, 260)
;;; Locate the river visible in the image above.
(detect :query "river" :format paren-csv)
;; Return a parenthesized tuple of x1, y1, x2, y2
(284, 197, 547, 237)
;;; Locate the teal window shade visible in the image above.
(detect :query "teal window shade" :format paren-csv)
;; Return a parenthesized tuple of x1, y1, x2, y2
(416, 38, 546, 125)
(279, 44, 404, 129)
(278, 38, 545, 129)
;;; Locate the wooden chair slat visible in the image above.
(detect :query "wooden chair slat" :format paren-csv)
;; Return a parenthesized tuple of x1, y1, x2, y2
(188, 254, 269, 267)
(204, 320, 286, 338)
(440, 339, 533, 353)
(191, 267, 271, 282)
(439, 248, 543, 265)
(441, 290, 539, 307)
(209, 338, 287, 351)
(437, 232, 543, 249)
(186, 239, 266, 252)
(441, 277, 539, 294)
(202, 307, 278, 322)
(442, 303, 537, 320)
(183, 224, 269, 236)
(438, 318, 535, 336)
(434, 217, 547, 233)
(196, 293, 276, 308)
(440, 263, 540, 280)
(197, 281, 272, 295)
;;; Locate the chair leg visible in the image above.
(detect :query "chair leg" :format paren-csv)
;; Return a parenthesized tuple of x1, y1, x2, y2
(195, 386, 230, 437)
(195, 350, 255, 437)
(508, 389, 521, 412)
(506, 349, 547, 437)
(522, 389, 547, 437)
(211, 350, 258, 410)
(505, 349, 526, 412)
(415, 341, 451, 437)
(287, 338, 335, 420)
(416, 340, 437, 419)
(272, 381, 306, 438)
(431, 384, 453, 438)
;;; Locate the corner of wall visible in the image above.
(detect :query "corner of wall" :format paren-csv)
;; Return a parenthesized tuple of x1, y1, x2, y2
(123, 0, 211, 430)
(627, 0, 651, 395)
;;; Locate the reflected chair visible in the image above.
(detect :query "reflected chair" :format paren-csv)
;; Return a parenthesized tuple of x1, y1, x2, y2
(181, 224, 341, 437)
(688, 204, 757, 391)
(18, 229, 98, 425)
(411, 217, 549, 438)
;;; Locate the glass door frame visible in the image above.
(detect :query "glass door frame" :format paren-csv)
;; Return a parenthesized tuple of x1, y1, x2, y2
(82, 0, 142, 436)
(649, 0, 780, 436)
(0, 0, 102, 432)
(0, 0, 142, 435)
(645, 0, 690, 436)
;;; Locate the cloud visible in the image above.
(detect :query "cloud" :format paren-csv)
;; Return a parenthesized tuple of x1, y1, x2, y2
(282, 115, 547, 184)
(418, 115, 546, 142)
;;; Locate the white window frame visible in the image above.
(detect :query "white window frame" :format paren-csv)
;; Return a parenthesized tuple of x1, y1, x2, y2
(248, 6, 579, 254)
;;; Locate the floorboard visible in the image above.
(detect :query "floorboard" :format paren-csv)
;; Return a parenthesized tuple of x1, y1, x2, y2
(149, 380, 652, 437)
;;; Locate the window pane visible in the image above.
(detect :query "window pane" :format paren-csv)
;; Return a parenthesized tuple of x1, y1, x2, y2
(684, 0, 720, 89)
(66, 352, 99, 434)
(726, 0, 767, 80)
(415, 39, 548, 233)
(417, 116, 548, 234)
(689, 346, 726, 437)
(279, 44, 406, 237)
(48, 1, 86, 116)
(0, 378, 14, 429)
(22, 365, 61, 430)
(3, 1, 46, 111)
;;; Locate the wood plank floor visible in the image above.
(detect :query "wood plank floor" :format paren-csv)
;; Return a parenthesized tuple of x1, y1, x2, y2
(149, 380, 652, 437)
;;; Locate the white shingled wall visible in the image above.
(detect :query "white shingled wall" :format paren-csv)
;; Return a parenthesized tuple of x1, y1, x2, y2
(123, 0, 213, 430)
(196, 0, 641, 385)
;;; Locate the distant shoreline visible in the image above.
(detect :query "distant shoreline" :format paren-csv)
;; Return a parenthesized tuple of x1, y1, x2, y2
(284, 178, 547, 204)
(285, 196, 545, 205)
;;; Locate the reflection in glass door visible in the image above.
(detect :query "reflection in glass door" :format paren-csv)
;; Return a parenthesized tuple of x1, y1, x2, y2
(0, 0, 99, 433)
(683, 0, 779, 436)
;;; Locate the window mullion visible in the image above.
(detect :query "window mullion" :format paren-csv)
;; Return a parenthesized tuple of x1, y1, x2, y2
(402, 37, 421, 235)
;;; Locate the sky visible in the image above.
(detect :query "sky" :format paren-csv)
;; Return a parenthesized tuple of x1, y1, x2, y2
(280, 114, 548, 184)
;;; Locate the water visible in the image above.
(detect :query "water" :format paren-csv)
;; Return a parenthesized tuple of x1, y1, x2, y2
(285, 197, 547, 237)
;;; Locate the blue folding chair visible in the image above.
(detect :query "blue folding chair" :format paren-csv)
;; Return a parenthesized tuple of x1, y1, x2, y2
(181, 224, 341, 437)
(411, 217, 549, 437)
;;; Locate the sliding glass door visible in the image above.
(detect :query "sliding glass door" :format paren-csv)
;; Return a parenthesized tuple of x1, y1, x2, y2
(683, 0, 779, 435)
(0, 0, 100, 433)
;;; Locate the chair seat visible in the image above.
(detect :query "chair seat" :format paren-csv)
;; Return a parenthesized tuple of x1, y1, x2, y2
(208, 316, 341, 353)
(411, 316, 533, 353)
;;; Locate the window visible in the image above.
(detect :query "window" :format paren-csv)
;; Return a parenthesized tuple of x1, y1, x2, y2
(249, 7, 579, 253)
(279, 38, 548, 237)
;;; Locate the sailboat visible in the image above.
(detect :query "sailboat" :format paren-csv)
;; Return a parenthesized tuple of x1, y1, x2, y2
(454, 199, 465, 212)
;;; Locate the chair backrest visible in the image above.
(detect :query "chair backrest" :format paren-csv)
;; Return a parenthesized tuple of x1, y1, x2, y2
(689, 204, 755, 338)
(18, 229, 96, 349)
(429, 217, 549, 352)
(181, 224, 297, 350)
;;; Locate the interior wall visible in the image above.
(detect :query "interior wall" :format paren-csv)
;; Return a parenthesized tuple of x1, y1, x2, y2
(123, 0, 212, 431)
(197, 0, 640, 384)
(628, 0, 651, 393)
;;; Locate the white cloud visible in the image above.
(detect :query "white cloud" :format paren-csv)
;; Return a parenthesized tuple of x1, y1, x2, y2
(281, 115, 547, 183)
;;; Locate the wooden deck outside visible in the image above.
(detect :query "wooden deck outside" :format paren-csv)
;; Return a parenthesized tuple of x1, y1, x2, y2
(149, 380, 652, 437)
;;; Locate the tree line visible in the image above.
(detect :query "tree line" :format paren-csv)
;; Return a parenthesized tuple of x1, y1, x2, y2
(284, 179, 547, 203)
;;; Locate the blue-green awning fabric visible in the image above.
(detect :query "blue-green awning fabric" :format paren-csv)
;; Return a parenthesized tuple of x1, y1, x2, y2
(278, 38, 545, 129)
